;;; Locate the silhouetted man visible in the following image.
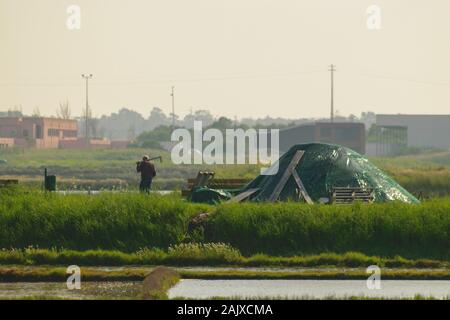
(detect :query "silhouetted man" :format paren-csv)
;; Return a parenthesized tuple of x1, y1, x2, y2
(136, 155, 156, 193)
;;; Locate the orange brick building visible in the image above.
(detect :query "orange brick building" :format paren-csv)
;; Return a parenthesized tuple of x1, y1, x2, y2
(0, 117, 78, 149)
(0, 117, 133, 149)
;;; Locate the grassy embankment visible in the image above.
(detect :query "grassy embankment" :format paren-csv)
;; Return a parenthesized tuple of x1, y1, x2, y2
(0, 188, 448, 261)
(0, 265, 448, 282)
(1, 245, 448, 268)
(142, 266, 180, 300)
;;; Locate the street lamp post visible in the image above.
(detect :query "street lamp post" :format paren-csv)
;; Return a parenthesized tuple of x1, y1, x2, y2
(81, 74, 93, 147)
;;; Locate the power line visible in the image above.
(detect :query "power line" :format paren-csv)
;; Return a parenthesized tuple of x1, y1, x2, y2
(341, 71, 450, 87)
(0, 70, 326, 87)
(0, 70, 448, 88)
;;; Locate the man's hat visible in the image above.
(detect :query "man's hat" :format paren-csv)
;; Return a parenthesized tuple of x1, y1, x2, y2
(143, 155, 150, 161)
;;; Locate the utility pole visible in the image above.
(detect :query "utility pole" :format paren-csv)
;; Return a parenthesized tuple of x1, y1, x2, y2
(82, 74, 93, 146)
(170, 86, 175, 127)
(328, 64, 336, 122)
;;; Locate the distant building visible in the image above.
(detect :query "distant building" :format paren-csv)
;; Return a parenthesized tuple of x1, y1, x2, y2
(0, 117, 125, 149)
(0, 137, 15, 149)
(375, 114, 450, 154)
(277, 122, 366, 154)
(0, 117, 78, 149)
(0, 110, 22, 118)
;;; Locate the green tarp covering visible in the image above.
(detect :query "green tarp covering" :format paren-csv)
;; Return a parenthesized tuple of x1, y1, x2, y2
(189, 143, 419, 204)
(189, 187, 232, 204)
(242, 143, 419, 203)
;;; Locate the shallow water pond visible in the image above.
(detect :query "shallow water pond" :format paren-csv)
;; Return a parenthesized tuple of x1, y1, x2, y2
(168, 279, 450, 299)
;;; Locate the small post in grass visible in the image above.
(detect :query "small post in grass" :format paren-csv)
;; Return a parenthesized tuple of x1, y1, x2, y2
(44, 168, 56, 192)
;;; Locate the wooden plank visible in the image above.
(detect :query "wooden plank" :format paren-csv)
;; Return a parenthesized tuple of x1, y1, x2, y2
(187, 177, 250, 191)
(184, 174, 250, 198)
(228, 188, 260, 203)
(191, 171, 215, 189)
(334, 195, 373, 198)
(187, 178, 250, 184)
(292, 170, 313, 204)
(191, 172, 203, 189)
(268, 150, 305, 202)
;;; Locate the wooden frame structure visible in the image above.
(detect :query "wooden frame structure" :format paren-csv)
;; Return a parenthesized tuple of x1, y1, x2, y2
(331, 187, 374, 204)
(182, 171, 251, 197)
(230, 150, 313, 204)
(228, 188, 260, 203)
(268, 150, 313, 203)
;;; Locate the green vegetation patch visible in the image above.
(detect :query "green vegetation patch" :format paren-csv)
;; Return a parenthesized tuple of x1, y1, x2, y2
(179, 269, 450, 280)
(0, 247, 447, 269)
(0, 266, 448, 282)
(0, 189, 210, 251)
(205, 201, 450, 259)
(0, 188, 448, 259)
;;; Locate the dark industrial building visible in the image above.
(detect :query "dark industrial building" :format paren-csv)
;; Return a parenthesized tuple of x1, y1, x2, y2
(277, 122, 366, 154)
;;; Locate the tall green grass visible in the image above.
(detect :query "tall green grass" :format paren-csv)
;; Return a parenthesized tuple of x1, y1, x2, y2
(0, 188, 210, 251)
(205, 201, 450, 259)
(0, 187, 448, 259)
(382, 167, 450, 198)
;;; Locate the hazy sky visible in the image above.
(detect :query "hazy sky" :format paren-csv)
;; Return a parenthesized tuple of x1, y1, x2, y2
(0, 0, 449, 119)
